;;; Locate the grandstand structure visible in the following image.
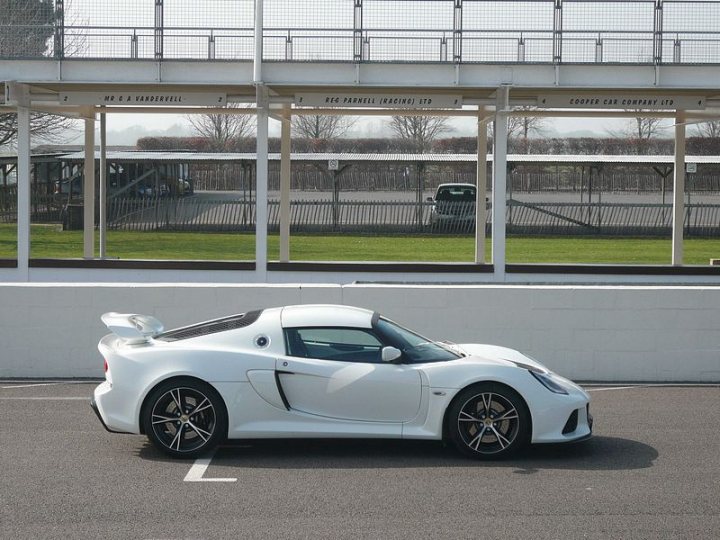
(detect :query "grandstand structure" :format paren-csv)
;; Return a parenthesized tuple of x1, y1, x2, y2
(2, 0, 720, 283)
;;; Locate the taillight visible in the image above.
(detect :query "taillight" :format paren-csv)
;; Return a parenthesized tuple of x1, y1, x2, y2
(103, 359, 108, 373)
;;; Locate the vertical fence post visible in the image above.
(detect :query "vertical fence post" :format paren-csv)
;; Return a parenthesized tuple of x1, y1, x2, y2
(54, 0, 64, 59)
(553, 0, 563, 63)
(154, 0, 164, 60)
(453, 0, 462, 63)
(354, 0, 363, 62)
(595, 35, 603, 62)
(208, 30, 216, 60)
(653, 0, 663, 64)
(131, 30, 138, 58)
(517, 34, 525, 62)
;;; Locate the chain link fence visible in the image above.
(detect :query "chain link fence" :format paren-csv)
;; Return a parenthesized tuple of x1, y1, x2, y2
(2, 0, 720, 63)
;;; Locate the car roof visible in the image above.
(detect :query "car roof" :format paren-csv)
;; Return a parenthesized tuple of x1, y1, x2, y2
(436, 183, 476, 189)
(281, 304, 374, 329)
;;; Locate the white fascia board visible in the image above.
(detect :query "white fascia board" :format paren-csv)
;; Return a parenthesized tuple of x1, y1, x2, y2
(4, 60, 720, 93)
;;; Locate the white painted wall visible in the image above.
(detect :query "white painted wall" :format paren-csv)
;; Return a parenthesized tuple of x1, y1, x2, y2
(0, 283, 718, 381)
(3, 267, 720, 285)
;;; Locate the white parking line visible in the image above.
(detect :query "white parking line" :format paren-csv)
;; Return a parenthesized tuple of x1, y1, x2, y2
(184, 450, 237, 483)
(586, 386, 642, 392)
(0, 397, 88, 400)
(1, 382, 65, 389)
(0, 381, 92, 389)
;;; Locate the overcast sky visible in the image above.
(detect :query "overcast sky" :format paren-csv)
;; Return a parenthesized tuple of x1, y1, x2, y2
(64, 113, 670, 147)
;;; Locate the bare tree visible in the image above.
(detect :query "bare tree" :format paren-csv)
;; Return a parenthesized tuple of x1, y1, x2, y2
(507, 108, 546, 153)
(606, 112, 669, 154)
(628, 116, 666, 140)
(693, 120, 720, 138)
(0, 113, 76, 148)
(292, 115, 355, 140)
(388, 116, 452, 152)
(0, 0, 76, 148)
(187, 104, 255, 151)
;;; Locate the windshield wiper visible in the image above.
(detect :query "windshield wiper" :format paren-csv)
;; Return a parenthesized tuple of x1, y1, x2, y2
(436, 340, 467, 357)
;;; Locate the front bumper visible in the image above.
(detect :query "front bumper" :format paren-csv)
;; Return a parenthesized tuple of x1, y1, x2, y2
(528, 373, 593, 444)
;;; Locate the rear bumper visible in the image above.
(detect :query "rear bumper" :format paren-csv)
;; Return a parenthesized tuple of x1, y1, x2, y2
(90, 396, 129, 434)
(90, 384, 133, 434)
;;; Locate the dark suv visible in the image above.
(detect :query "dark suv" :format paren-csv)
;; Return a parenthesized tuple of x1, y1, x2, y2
(428, 183, 476, 228)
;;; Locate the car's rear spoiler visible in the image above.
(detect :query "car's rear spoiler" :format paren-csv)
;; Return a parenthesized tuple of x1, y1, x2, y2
(101, 312, 164, 345)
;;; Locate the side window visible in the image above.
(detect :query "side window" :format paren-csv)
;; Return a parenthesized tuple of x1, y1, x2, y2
(285, 327, 383, 363)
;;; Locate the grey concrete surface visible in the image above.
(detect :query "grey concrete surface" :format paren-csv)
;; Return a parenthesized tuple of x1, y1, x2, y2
(1, 383, 718, 539)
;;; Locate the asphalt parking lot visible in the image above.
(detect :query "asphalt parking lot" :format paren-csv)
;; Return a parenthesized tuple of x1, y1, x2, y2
(1, 383, 718, 539)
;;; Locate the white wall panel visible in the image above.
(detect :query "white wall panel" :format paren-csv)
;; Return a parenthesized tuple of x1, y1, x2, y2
(0, 283, 717, 381)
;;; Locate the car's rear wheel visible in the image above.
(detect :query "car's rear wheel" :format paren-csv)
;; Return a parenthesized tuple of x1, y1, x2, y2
(142, 379, 226, 458)
(447, 383, 530, 459)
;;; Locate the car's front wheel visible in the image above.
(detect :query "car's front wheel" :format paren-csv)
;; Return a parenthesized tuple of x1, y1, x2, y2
(142, 379, 227, 458)
(447, 382, 530, 459)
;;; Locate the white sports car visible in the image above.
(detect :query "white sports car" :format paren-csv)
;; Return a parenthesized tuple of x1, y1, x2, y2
(92, 304, 592, 459)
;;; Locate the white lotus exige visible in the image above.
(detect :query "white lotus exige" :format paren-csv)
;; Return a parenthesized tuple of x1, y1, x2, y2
(92, 304, 592, 459)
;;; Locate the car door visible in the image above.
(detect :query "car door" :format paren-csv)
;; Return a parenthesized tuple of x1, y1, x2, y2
(276, 327, 423, 423)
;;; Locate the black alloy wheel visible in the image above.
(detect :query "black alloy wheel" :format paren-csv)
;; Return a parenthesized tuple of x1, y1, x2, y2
(447, 382, 530, 459)
(142, 379, 227, 458)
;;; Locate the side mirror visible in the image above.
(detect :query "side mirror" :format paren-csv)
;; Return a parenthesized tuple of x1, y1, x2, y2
(381, 346, 402, 363)
(425, 196, 434, 202)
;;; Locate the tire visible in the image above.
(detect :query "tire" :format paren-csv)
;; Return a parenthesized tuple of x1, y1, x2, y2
(446, 382, 531, 459)
(142, 378, 227, 459)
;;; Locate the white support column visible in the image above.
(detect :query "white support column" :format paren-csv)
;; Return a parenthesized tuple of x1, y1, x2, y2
(279, 105, 291, 263)
(83, 109, 95, 259)
(253, 0, 263, 84)
(672, 111, 686, 266)
(475, 107, 489, 264)
(492, 86, 510, 280)
(16, 105, 31, 280)
(99, 112, 107, 258)
(255, 87, 269, 281)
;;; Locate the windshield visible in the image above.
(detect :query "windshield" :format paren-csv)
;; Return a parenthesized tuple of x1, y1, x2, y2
(374, 317, 462, 364)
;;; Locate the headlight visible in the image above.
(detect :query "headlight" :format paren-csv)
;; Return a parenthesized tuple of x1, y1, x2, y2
(530, 370, 569, 395)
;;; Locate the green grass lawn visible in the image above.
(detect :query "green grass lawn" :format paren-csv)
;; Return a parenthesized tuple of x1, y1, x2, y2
(1, 224, 719, 264)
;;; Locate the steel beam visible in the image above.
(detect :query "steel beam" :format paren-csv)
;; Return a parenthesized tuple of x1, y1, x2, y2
(475, 108, 491, 264)
(254, 0, 264, 83)
(492, 87, 510, 281)
(279, 105, 292, 263)
(672, 111, 686, 266)
(16, 105, 31, 279)
(255, 86, 269, 281)
(99, 112, 107, 259)
(83, 110, 95, 259)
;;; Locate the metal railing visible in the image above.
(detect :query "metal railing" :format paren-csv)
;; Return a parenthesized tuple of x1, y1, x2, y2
(2, 0, 720, 64)
(94, 197, 720, 236)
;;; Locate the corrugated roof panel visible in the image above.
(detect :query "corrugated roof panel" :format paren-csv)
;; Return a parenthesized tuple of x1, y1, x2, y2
(51, 151, 720, 164)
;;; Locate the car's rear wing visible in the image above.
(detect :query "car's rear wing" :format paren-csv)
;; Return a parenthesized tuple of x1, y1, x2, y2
(101, 312, 164, 345)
